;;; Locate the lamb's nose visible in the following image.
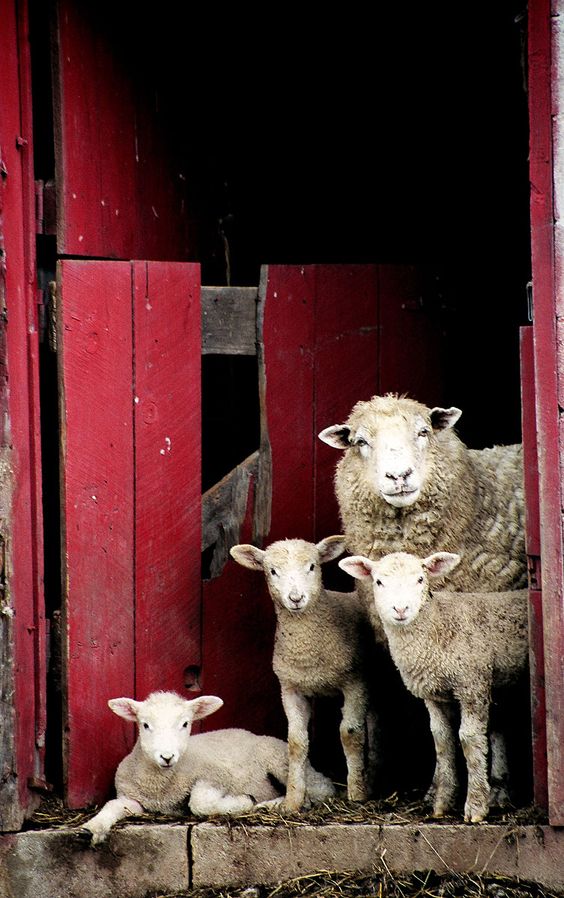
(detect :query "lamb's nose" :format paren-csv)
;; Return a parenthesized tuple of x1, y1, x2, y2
(393, 606, 409, 620)
(289, 593, 304, 606)
(160, 753, 174, 765)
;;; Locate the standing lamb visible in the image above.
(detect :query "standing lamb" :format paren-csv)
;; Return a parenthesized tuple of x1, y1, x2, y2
(339, 550, 529, 823)
(230, 536, 377, 811)
(319, 394, 526, 602)
(80, 691, 334, 844)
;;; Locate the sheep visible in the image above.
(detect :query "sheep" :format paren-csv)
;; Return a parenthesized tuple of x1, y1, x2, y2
(80, 690, 335, 844)
(318, 394, 526, 602)
(230, 535, 378, 811)
(339, 550, 529, 823)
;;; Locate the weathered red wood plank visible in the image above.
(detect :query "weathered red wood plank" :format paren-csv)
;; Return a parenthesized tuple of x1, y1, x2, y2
(0, 0, 46, 828)
(520, 325, 548, 810)
(53, 0, 193, 261)
(133, 262, 202, 699)
(377, 265, 446, 405)
(313, 265, 379, 540)
(528, 0, 564, 824)
(58, 260, 135, 807)
(262, 265, 316, 542)
(202, 478, 283, 737)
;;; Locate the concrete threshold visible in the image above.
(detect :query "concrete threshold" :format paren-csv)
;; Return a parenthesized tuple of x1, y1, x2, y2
(1, 821, 563, 898)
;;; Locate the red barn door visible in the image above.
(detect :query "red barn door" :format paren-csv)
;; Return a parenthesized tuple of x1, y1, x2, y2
(58, 260, 201, 807)
(527, 0, 564, 825)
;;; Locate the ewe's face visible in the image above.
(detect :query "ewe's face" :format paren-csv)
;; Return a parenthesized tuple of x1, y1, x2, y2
(319, 402, 462, 509)
(264, 542, 323, 612)
(109, 693, 223, 770)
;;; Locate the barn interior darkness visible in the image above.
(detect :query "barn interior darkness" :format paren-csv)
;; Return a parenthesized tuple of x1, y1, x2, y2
(30, 1, 533, 801)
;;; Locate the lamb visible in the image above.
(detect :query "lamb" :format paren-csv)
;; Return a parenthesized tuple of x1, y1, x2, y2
(230, 536, 378, 811)
(339, 550, 529, 823)
(80, 690, 335, 844)
(318, 394, 526, 603)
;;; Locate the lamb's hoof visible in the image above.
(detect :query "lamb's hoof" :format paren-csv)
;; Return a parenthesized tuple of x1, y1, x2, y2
(489, 784, 511, 808)
(464, 803, 488, 823)
(72, 828, 95, 848)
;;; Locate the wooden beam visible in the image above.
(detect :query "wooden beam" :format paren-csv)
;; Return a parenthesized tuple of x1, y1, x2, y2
(202, 287, 257, 356)
(202, 451, 259, 578)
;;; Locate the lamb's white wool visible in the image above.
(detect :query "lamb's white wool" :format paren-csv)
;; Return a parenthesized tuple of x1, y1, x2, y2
(81, 691, 334, 844)
(340, 551, 528, 823)
(231, 536, 378, 811)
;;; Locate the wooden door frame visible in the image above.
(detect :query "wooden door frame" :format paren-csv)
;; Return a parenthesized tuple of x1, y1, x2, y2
(0, 0, 46, 829)
(528, 0, 564, 825)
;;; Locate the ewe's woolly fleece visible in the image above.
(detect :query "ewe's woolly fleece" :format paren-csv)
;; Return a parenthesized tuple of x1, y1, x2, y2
(335, 395, 526, 593)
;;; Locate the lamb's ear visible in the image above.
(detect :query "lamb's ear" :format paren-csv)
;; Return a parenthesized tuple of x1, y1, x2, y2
(430, 407, 462, 432)
(189, 695, 224, 721)
(339, 555, 375, 580)
(108, 697, 141, 721)
(317, 535, 347, 564)
(422, 552, 461, 579)
(230, 544, 265, 570)
(318, 425, 351, 449)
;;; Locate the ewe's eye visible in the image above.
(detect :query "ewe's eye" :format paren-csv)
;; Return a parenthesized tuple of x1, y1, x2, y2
(270, 568, 278, 577)
(309, 563, 315, 572)
(182, 720, 189, 729)
(375, 579, 383, 587)
(354, 437, 368, 448)
(418, 428, 430, 438)
(142, 722, 150, 731)
(417, 576, 424, 584)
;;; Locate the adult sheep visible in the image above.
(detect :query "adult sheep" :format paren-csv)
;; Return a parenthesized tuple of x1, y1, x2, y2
(319, 394, 526, 602)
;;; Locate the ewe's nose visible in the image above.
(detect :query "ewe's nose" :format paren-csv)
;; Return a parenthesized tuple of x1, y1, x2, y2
(160, 753, 175, 765)
(289, 591, 305, 607)
(385, 467, 413, 483)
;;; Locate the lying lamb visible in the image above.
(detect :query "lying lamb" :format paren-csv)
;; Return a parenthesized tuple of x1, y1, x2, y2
(319, 394, 526, 602)
(231, 536, 378, 811)
(81, 691, 335, 844)
(340, 550, 528, 823)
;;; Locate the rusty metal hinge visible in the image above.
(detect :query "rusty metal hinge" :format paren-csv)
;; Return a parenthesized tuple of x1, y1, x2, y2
(34, 179, 57, 236)
(527, 554, 541, 590)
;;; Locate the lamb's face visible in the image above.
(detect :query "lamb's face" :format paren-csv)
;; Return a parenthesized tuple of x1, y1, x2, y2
(230, 535, 346, 613)
(319, 397, 462, 509)
(369, 554, 429, 625)
(108, 692, 223, 770)
(263, 541, 324, 612)
(339, 550, 461, 628)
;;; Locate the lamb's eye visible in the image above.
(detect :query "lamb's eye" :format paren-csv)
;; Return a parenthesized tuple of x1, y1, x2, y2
(355, 437, 368, 448)
(309, 563, 315, 571)
(270, 568, 278, 576)
(417, 576, 424, 584)
(375, 579, 383, 587)
(182, 720, 189, 728)
(142, 722, 150, 731)
(418, 428, 430, 438)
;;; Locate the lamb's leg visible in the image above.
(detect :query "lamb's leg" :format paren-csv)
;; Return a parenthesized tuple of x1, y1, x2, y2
(424, 700, 457, 805)
(425, 699, 458, 817)
(365, 706, 381, 797)
(489, 729, 511, 807)
(281, 687, 312, 811)
(80, 796, 145, 845)
(340, 680, 369, 801)
(459, 699, 490, 823)
(189, 780, 255, 816)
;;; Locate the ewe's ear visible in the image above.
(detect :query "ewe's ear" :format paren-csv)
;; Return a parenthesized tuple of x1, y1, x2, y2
(108, 697, 141, 721)
(317, 535, 347, 564)
(339, 556, 374, 580)
(189, 695, 224, 721)
(230, 544, 265, 570)
(422, 552, 461, 579)
(318, 425, 351, 449)
(430, 407, 462, 432)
